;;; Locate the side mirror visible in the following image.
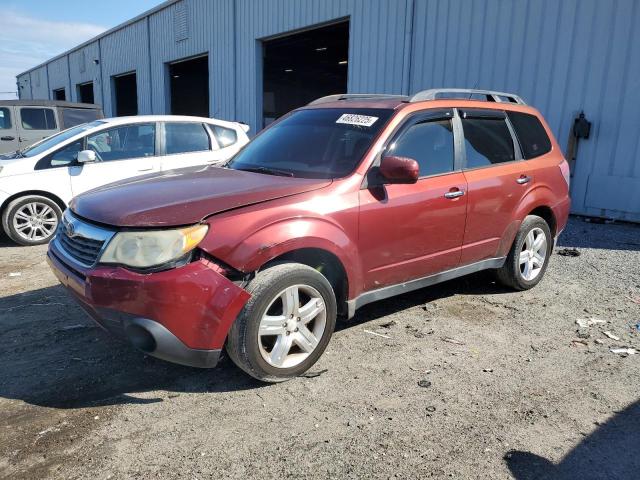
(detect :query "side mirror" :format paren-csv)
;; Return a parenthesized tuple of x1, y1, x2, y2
(379, 155, 419, 184)
(77, 150, 97, 163)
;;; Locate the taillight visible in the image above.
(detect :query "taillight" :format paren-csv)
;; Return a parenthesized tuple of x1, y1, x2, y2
(559, 159, 571, 189)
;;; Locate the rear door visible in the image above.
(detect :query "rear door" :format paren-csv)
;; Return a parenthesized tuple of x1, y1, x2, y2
(359, 109, 468, 290)
(458, 108, 528, 264)
(16, 106, 59, 148)
(69, 122, 160, 196)
(0, 106, 19, 154)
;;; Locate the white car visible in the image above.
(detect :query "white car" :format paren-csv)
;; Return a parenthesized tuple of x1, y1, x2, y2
(0, 115, 250, 245)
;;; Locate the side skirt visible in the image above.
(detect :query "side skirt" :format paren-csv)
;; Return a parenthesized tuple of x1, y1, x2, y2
(346, 257, 506, 319)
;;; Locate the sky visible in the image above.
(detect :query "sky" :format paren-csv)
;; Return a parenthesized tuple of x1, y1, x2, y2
(0, 0, 162, 99)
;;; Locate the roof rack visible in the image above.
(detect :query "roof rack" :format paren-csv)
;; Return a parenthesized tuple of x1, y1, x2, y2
(409, 88, 526, 105)
(308, 94, 409, 105)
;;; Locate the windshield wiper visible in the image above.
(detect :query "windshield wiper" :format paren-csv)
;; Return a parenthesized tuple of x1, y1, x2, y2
(237, 166, 294, 177)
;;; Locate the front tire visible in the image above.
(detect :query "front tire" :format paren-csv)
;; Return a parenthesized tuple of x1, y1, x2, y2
(2, 195, 62, 246)
(496, 215, 552, 291)
(226, 263, 337, 382)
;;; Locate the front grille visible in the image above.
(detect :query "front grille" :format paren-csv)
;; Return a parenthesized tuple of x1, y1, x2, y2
(59, 230, 105, 265)
(55, 210, 114, 267)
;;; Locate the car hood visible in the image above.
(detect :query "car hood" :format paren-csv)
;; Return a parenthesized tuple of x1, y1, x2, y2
(71, 165, 332, 227)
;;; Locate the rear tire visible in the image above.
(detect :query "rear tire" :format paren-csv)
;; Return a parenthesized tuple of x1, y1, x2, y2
(226, 263, 337, 383)
(2, 195, 62, 246)
(496, 215, 552, 291)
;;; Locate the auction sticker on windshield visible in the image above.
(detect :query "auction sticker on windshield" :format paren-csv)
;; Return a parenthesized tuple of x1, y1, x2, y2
(336, 114, 379, 127)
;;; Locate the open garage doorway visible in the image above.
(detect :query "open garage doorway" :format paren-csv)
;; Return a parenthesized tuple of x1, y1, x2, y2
(113, 72, 138, 116)
(53, 88, 66, 101)
(262, 21, 349, 127)
(77, 82, 94, 104)
(169, 55, 209, 117)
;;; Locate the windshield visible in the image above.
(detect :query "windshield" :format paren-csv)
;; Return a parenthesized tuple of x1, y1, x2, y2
(21, 120, 106, 158)
(227, 108, 394, 179)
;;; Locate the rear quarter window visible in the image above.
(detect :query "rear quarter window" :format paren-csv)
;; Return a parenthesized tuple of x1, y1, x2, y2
(211, 125, 238, 148)
(506, 111, 552, 159)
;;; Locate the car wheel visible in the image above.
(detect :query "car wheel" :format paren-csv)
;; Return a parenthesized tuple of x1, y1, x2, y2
(2, 195, 62, 246)
(496, 215, 553, 291)
(226, 262, 337, 382)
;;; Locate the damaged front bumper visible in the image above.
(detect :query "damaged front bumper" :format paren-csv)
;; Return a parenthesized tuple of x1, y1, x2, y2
(47, 243, 251, 368)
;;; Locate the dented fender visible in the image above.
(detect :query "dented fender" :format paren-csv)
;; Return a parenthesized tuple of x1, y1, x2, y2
(223, 217, 361, 299)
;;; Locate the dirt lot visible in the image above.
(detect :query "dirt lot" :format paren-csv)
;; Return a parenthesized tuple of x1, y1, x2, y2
(1, 216, 639, 480)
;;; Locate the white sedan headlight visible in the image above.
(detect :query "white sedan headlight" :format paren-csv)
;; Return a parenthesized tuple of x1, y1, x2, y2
(100, 224, 208, 268)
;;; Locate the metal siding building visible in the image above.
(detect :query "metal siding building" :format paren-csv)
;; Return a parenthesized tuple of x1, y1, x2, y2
(16, 0, 640, 221)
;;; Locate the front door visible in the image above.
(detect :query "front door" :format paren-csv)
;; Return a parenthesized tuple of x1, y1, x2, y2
(359, 110, 467, 291)
(70, 123, 160, 196)
(16, 106, 59, 149)
(0, 106, 19, 154)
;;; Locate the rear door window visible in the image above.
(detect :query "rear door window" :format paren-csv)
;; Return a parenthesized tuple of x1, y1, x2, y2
(20, 108, 57, 130)
(164, 122, 210, 154)
(506, 111, 552, 159)
(388, 117, 455, 177)
(0, 108, 11, 129)
(87, 124, 155, 161)
(460, 111, 515, 168)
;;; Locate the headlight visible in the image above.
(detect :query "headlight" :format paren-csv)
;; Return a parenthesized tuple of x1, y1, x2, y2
(100, 224, 208, 268)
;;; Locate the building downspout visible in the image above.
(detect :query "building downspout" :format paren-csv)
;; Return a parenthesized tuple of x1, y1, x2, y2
(45, 64, 50, 100)
(233, 0, 238, 121)
(401, 0, 416, 95)
(147, 15, 154, 114)
(66, 55, 72, 101)
(98, 39, 106, 111)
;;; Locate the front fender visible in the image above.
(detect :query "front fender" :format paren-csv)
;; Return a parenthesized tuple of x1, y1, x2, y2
(213, 216, 362, 299)
(204, 215, 362, 298)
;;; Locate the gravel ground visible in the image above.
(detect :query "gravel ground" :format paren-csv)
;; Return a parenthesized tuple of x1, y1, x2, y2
(1, 216, 639, 480)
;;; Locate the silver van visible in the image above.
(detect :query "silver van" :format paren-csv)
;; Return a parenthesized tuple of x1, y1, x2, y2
(0, 100, 103, 154)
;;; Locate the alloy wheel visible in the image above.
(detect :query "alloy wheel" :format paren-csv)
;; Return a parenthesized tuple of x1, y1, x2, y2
(519, 227, 547, 281)
(257, 284, 327, 368)
(12, 202, 59, 242)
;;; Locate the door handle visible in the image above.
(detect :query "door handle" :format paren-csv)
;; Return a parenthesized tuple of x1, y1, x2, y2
(516, 175, 532, 184)
(138, 167, 154, 172)
(0, 136, 15, 141)
(444, 189, 465, 199)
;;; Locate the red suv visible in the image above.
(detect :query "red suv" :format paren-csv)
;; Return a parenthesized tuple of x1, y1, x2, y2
(47, 89, 570, 382)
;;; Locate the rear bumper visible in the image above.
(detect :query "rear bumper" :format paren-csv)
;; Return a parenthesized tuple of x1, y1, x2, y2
(47, 244, 251, 368)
